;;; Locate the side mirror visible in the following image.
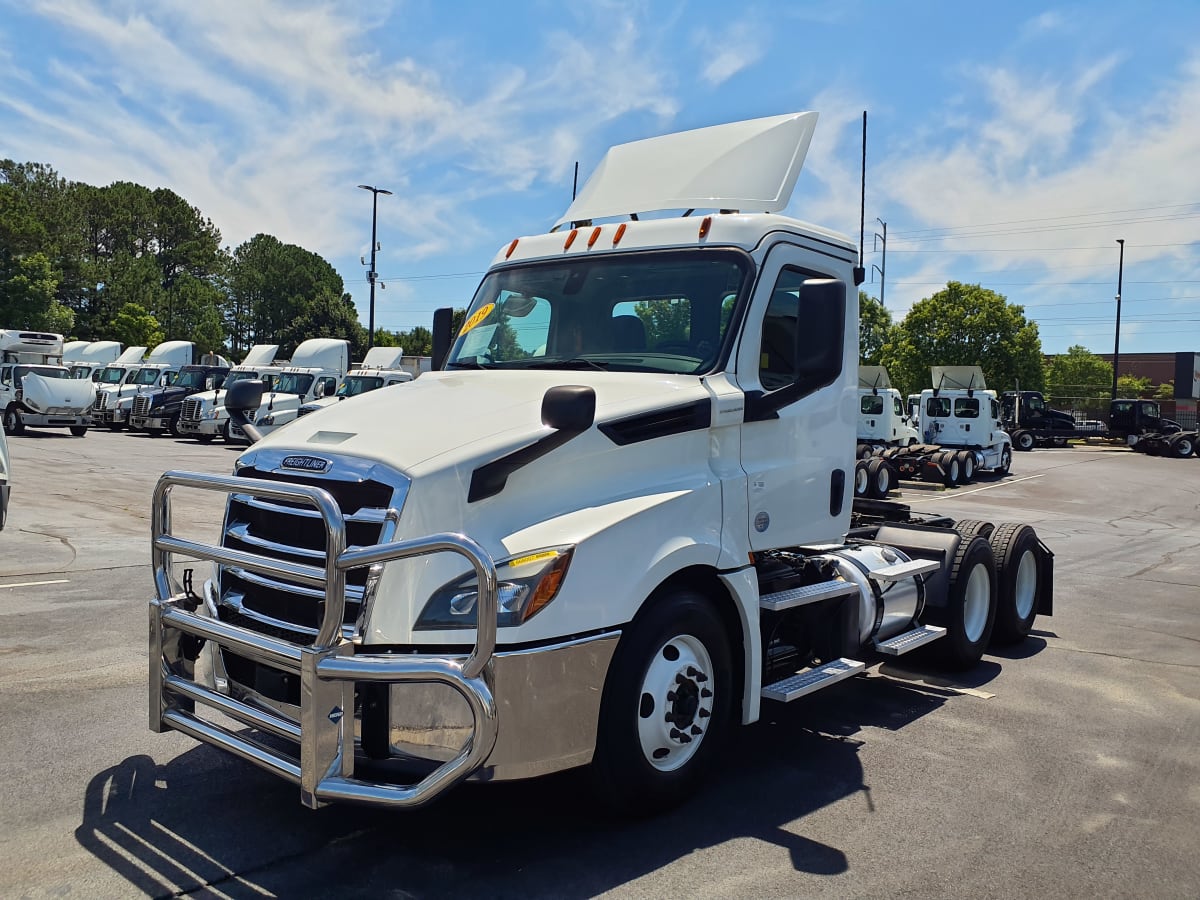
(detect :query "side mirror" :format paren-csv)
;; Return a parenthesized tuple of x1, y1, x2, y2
(315, 381, 326, 399)
(225, 378, 266, 443)
(542, 384, 595, 433)
(204, 376, 215, 391)
(432, 306, 454, 370)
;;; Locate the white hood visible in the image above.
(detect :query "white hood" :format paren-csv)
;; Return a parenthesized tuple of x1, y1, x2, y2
(21, 374, 95, 413)
(250, 369, 711, 473)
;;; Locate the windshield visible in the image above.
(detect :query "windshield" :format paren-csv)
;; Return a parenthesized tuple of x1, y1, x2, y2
(274, 372, 314, 395)
(174, 368, 210, 390)
(96, 366, 127, 384)
(445, 250, 749, 375)
(16, 365, 69, 381)
(70, 365, 92, 379)
(133, 367, 164, 385)
(337, 375, 383, 397)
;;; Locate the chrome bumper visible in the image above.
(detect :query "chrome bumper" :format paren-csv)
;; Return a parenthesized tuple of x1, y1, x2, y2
(150, 470, 502, 809)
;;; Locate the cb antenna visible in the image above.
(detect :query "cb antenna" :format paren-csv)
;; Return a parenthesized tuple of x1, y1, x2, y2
(854, 111, 867, 286)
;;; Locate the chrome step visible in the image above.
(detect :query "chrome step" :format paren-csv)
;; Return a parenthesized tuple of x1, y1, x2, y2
(875, 624, 947, 655)
(871, 558, 941, 582)
(760, 579, 859, 612)
(761, 658, 865, 702)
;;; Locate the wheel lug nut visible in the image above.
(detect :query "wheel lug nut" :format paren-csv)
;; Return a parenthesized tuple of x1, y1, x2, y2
(701, 688, 712, 698)
(698, 708, 710, 718)
(667, 691, 676, 701)
(690, 725, 702, 735)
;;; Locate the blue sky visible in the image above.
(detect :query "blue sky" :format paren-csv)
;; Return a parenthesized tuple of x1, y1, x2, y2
(2, 0, 1199, 355)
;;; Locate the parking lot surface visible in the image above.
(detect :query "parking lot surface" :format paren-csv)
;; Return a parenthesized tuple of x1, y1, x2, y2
(1, 431, 1197, 898)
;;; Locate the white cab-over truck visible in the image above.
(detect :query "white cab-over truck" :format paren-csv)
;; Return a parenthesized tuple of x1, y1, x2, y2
(296, 346, 424, 419)
(1, 330, 95, 436)
(178, 344, 286, 443)
(93, 341, 193, 430)
(226, 338, 349, 442)
(149, 112, 1054, 814)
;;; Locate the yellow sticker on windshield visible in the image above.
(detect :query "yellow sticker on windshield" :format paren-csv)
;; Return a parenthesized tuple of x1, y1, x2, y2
(459, 303, 495, 336)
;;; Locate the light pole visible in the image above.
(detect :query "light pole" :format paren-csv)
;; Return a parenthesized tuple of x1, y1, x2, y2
(357, 184, 392, 350)
(872, 218, 887, 307)
(1111, 238, 1125, 401)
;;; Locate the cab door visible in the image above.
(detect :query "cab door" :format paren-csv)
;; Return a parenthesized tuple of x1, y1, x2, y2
(733, 244, 856, 550)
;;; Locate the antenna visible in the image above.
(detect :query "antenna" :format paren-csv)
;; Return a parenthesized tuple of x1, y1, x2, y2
(572, 161, 579, 201)
(854, 110, 867, 286)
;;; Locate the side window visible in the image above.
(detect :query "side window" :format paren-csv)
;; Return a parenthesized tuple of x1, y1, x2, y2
(861, 395, 884, 414)
(991, 398, 1000, 420)
(320, 376, 337, 396)
(954, 397, 980, 418)
(0, 367, 10, 385)
(758, 268, 844, 394)
(927, 397, 951, 417)
(893, 397, 904, 417)
(1112, 401, 1133, 414)
(213, 373, 227, 389)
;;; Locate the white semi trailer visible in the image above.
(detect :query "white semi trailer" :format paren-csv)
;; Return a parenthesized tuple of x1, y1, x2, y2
(148, 112, 1054, 814)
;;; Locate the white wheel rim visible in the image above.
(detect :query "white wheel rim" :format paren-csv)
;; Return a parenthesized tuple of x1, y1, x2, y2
(1178, 438, 1193, 456)
(962, 562, 991, 643)
(856, 466, 869, 494)
(1014, 549, 1037, 619)
(963, 455, 974, 477)
(949, 459, 960, 480)
(637, 633, 715, 772)
(875, 468, 889, 493)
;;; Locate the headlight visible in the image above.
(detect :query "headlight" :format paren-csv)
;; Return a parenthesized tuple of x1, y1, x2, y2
(415, 546, 573, 630)
(24, 396, 38, 411)
(203, 407, 219, 419)
(258, 413, 275, 426)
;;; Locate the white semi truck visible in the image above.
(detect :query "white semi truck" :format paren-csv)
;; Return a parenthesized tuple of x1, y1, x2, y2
(0, 426, 10, 530)
(295, 347, 424, 419)
(148, 112, 1054, 814)
(66, 340, 123, 381)
(178, 344, 286, 443)
(1, 330, 95, 436)
(93, 341, 193, 430)
(226, 338, 349, 442)
(857, 365, 918, 449)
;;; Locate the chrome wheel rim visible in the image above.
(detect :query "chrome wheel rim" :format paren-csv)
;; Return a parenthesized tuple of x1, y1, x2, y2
(963, 562, 991, 643)
(637, 634, 714, 772)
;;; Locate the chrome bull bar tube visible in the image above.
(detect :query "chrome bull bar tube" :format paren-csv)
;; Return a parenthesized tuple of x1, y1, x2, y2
(149, 470, 499, 809)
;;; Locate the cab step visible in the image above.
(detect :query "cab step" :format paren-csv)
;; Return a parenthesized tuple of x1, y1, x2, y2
(761, 658, 866, 702)
(760, 579, 859, 612)
(874, 624, 946, 655)
(871, 558, 941, 582)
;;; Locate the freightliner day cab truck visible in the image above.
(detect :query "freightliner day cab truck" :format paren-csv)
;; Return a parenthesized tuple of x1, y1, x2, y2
(93, 341, 194, 430)
(178, 344, 286, 443)
(0, 426, 10, 529)
(66, 340, 123, 382)
(226, 338, 349, 442)
(0, 330, 95, 436)
(296, 346, 425, 419)
(1002, 390, 1197, 458)
(130, 360, 232, 437)
(89, 345, 147, 426)
(149, 112, 1054, 814)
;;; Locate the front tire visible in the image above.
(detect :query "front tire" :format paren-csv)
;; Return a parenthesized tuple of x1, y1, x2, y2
(1014, 430, 1035, 451)
(590, 588, 733, 815)
(69, 425, 88, 437)
(4, 408, 25, 435)
(996, 446, 1012, 475)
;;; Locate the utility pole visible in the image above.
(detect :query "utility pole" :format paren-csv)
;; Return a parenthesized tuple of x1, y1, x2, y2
(1111, 238, 1125, 401)
(872, 218, 887, 307)
(357, 184, 393, 350)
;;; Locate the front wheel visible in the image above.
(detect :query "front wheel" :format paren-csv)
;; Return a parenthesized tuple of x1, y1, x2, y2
(590, 588, 733, 815)
(996, 446, 1012, 475)
(3, 408, 24, 436)
(69, 425, 88, 437)
(196, 433, 215, 444)
(1014, 430, 1035, 452)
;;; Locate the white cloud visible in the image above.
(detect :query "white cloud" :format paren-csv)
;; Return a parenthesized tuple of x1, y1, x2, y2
(692, 21, 767, 87)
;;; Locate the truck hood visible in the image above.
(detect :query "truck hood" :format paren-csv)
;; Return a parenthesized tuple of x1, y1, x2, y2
(247, 369, 713, 473)
(21, 374, 95, 412)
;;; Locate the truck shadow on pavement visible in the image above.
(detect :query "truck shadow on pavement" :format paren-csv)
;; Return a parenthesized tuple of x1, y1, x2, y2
(75, 674, 983, 898)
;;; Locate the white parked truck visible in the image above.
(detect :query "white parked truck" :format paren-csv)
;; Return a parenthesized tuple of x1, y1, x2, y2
(0, 426, 10, 530)
(857, 365, 918, 448)
(89, 345, 147, 426)
(93, 341, 193, 430)
(1, 330, 94, 436)
(149, 112, 1054, 814)
(178, 344, 286, 443)
(66, 341, 123, 382)
(295, 346, 421, 419)
(226, 338, 349, 442)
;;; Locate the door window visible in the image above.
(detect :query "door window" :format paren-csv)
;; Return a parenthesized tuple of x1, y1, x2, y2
(757, 267, 844, 395)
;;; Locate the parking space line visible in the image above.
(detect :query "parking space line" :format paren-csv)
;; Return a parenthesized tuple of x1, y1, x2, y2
(1, 578, 70, 589)
(903, 473, 1044, 503)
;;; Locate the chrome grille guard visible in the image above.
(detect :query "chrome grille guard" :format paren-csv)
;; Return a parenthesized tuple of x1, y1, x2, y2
(149, 470, 499, 809)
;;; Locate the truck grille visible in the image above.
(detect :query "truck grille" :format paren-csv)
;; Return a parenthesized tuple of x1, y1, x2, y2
(93, 392, 108, 411)
(182, 398, 203, 421)
(132, 395, 151, 418)
(216, 459, 407, 704)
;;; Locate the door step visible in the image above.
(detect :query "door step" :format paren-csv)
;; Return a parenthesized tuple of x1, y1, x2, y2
(761, 658, 865, 702)
(875, 624, 946, 655)
(760, 579, 859, 612)
(871, 558, 941, 582)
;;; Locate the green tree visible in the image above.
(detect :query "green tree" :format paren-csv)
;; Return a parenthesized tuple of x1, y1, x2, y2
(634, 297, 690, 345)
(881, 281, 1043, 395)
(1043, 345, 1113, 407)
(1117, 374, 1151, 398)
(859, 291, 892, 364)
(0, 251, 61, 329)
(1155, 381, 1175, 400)
(110, 302, 164, 348)
(285, 290, 365, 358)
(397, 325, 433, 357)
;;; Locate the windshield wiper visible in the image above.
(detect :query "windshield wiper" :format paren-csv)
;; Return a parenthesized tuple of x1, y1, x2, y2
(446, 357, 496, 370)
(522, 357, 609, 372)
